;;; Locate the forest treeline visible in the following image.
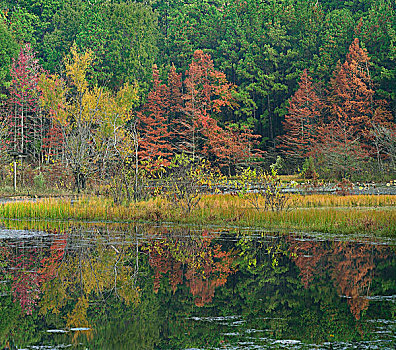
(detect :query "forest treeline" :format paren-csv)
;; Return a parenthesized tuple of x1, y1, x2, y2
(0, 0, 395, 192)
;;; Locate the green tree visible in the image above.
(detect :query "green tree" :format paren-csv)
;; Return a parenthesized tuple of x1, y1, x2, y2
(313, 8, 356, 81)
(76, 0, 159, 90)
(0, 16, 18, 98)
(358, 0, 396, 117)
(40, 0, 85, 73)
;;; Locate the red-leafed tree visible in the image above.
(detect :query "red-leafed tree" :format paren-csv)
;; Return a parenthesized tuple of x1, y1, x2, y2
(289, 235, 391, 321)
(278, 69, 323, 160)
(9, 247, 41, 315)
(138, 52, 260, 171)
(313, 38, 391, 177)
(38, 231, 67, 281)
(174, 50, 235, 161)
(146, 230, 236, 307)
(331, 242, 376, 321)
(185, 238, 235, 307)
(328, 39, 378, 141)
(207, 123, 262, 175)
(168, 64, 183, 116)
(8, 44, 42, 159)
(313, 119, 371, 178)
(137, 65, 174, 169)
(42, 124, 64, 161)
(289, 239, 324, 289)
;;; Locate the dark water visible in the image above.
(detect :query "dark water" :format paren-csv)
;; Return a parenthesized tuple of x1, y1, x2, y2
(0, 221, 395, 349)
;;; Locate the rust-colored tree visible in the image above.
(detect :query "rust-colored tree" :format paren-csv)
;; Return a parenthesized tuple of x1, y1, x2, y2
(148, 244, 182, 294)
(137, 52, 260, 171)
(314, 38, 391, 177)
(329, 39, 379, 141)
(313, 120, 371, 179)
(137, 65, 174, 169)
(174, 50, 235, 161)
(167, 64, 183, 118)
(38, 231, 67, 281)
(206, 123, 263, 175)
(289, 239, 325, 289)
(146, 230, 236, 307)
(330, 242, 375, 320)
(289, 236, 390, 321)
(278, 69, 323, 161)
(184, 232, 236, 307)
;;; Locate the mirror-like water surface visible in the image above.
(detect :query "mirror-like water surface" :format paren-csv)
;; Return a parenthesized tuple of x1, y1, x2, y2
(0, 222, 394, 349)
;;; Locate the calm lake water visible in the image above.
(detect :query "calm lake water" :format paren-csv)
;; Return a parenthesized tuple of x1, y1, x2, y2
(0, 221, 395, 349)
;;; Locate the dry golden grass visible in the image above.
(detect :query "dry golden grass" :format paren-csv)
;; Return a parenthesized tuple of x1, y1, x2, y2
(0, 193, 395, 236)
(199, 193, 396, 209)
(291, 194, 396, 208)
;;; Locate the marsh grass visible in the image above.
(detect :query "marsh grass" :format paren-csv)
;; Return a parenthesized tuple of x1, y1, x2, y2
(291, 194, 396, 208)
(199, 193, 396, 210)
(0, 218, 73, 232)
(0, 194, 395, 236)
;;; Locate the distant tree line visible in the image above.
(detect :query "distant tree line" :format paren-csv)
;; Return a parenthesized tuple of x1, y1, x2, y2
(0, 0, 395, 191)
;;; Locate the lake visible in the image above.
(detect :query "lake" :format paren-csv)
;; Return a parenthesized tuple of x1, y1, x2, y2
(0, 221, 395, 349)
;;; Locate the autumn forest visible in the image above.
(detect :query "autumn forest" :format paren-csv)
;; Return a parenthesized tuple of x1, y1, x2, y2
(1, 2, 396, 348)
(0, 0, 395, 196)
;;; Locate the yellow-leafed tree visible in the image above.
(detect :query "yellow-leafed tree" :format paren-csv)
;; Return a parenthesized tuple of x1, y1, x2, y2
(39, 44, 139, 192)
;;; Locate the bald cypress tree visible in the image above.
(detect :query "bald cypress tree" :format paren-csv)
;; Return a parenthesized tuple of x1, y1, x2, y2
(278, 69, 322, 161)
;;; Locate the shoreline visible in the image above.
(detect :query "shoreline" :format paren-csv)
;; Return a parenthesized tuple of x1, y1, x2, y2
(0, 194, 394, 237)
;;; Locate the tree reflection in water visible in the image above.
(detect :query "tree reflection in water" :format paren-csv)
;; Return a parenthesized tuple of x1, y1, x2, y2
(0, 223, 394, 349)
(289, 237, 390, 320)
(145, 228, 237, 306)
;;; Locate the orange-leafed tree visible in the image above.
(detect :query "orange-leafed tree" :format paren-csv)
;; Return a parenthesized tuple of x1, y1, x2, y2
(137, 65, 174, 169)
(207, 123, 262, 175)
(146, 230, 237, 307)
(312, 119, 371, 178)
(278, 69, 323, 161)
(138, 52, 261, 170)
(175, 50, 235, 161)
(313, 38, 391, 177)
(330, 242, 376, 321)
(328, 39, 378, 142)
(289, 239, 324, 289)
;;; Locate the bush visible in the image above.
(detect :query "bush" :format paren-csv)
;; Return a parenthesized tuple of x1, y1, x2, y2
(159, 154, 222, 213)
(33, 172, 45, 189)
(233, 167, 292, 211)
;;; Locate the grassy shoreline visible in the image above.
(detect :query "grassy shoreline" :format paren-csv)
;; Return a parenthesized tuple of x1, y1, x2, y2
(0, 194, 395, 237)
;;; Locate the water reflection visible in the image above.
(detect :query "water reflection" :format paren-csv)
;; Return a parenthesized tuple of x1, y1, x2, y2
(0, 222, 394, 349)
(146, 229, 237, 307)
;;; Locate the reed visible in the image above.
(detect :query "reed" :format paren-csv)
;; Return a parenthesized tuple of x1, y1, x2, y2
(0, 194, 394, 236)
(291, 194, 396, 208)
